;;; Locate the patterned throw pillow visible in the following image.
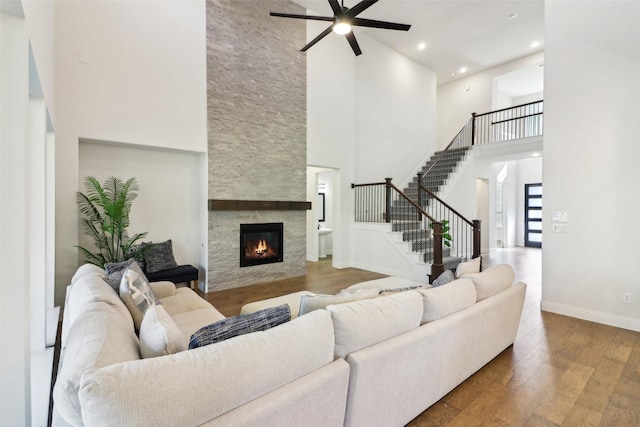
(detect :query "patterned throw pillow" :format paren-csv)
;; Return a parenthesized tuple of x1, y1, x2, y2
(104, 258, 138, 291)
(144, 240, 178, 274)
(432, 270, 455, 287)
(188, 304, 291, 349)
(378, 285, 424, 295)
(119, 264, 161, 330)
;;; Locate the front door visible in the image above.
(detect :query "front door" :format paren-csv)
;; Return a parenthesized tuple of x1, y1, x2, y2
(524, 183, 542, 248)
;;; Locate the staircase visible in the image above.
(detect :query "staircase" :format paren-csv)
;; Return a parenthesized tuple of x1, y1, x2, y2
(352, 100, 543, 282)
(404, 147, 470, 199)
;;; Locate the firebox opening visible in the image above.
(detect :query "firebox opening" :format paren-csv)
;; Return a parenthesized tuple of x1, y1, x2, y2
(240, 223, 283, 267)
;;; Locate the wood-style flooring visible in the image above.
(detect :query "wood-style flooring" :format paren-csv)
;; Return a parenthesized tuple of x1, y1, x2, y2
(200, 248, 640, 426)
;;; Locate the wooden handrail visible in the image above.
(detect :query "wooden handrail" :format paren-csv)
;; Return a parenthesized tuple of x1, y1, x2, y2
(475, 99, 543, 118)
(491, 111, 543, 126)
(388, 181, 437, 223)
(418, 181, 474, 227)
(351, 182, 387, 188)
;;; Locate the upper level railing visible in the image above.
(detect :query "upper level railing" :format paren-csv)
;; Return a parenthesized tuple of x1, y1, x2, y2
(422, 100, 543, 192)
(473, 100, 543, 145)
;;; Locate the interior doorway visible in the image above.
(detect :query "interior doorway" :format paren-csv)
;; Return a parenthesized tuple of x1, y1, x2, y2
(476, 178, 490, 255)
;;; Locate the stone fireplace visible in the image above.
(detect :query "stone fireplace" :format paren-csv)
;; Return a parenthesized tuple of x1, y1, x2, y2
(206, 0, 307, 292)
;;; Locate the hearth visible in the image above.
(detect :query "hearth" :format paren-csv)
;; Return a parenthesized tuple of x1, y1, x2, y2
(240, 223, 283, 267)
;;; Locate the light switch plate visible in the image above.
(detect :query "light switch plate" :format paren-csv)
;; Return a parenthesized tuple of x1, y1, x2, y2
(552, 211, 568, 223)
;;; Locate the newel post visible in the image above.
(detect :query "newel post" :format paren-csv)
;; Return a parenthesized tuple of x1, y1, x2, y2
(417, 172, 424, 222)
(385, 178, 393, 223)
(472, 219, 481, 261)
(430, 221, 444, 283)
(471, 112, 477, 146)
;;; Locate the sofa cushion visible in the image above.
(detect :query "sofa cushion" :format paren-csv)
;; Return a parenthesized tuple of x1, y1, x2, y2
(67, 272, 132, 330)
(53, 302, 140, 426)
(240, 290, 315, 319)
(139, 305, 186, 358)
(78, 310, 335, 426)
(327, 291, 423, 359)
(379, 285, 424, 296)
(159, 287, 213, 316)
(455, 256, 481, 278)
(299, 288, 379, 316)
(417, 278, 477, 324)
(144, 239, 178, 274)
(189, 304, 291, 349)
(70, 263, 106, 286)
(432, 269, 455, 287)
(119, 265, 161, 330)
(105, 258, 139, 291)
(462, 264, 515, 301)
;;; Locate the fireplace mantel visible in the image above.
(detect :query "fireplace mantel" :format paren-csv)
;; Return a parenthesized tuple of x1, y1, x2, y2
(208, 199, 312, 211)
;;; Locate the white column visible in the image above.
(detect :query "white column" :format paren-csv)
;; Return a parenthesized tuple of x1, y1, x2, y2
(0, 11, 32, 427)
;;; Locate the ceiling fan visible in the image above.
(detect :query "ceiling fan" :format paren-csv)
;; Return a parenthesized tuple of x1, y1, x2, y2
(270, 0, 411, 56)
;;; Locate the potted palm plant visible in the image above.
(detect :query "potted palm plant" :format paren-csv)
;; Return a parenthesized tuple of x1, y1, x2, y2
(76, 176, 149, 267)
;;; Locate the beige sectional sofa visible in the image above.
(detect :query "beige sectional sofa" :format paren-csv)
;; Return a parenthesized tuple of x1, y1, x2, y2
(52, 264, 349, 427)
(53, 262, 525, 427)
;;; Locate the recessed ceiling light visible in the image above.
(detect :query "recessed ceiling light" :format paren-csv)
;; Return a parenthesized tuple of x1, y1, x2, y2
(418, 42, 426, 51)
(508, 13, 518, 19)
(531, 40, 540, 48)
(532, 152, 541, 157)
(450, 73, 455, 77)
(459, 67, 467, 74)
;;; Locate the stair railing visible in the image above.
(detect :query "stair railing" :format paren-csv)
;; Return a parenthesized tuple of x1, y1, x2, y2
(417, 172, 481, 263)
(352, 179, 446, 280)
(421, 99, 543, 192)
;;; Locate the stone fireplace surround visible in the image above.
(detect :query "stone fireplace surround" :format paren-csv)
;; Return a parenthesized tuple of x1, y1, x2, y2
(206, 0, 307, 292)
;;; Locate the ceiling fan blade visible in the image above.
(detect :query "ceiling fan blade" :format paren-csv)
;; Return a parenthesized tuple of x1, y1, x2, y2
(270, 12, 335, 22)
(301, 25, 334, 52)
(345, 0, 379, 18)
(352, 18, 411, 31)
(345, 32, 362, 56)
(327, 0, 343, 16)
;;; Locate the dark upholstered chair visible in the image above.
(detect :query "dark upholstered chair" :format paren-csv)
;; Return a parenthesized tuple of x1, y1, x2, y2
(145, 265, 199, 290)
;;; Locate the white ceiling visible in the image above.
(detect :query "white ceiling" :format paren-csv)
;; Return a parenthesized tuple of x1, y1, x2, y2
(289, 0, 544, 84)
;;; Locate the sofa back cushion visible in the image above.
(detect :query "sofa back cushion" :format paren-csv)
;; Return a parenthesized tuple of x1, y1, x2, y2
(299, 288, 379, 316)
(70, 263, 106, 285)
(462, 264, 514, 301)
(417, 278, 477, 324)
(78, 310, 336, 426)
(65, 272, 132, 341)
(54, 302, 140, 426)
(328, 291, 423, 359)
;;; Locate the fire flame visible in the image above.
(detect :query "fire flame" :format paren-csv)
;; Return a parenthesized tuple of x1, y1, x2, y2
(256, 239, 268, 254)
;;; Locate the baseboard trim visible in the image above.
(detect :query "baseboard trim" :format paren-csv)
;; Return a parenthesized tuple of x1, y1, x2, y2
(541, 300, 640, 332)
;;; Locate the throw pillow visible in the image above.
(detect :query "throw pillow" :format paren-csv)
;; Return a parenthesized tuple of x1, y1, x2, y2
(462, 264, 514, 301)
(119, 264, 161, 330)
(298, 288, 380, 316)
(139, 305, 186, 358)
(432, 269, 455, 287)
(144, 239, 178, 274)
(455, 256, 481, 278)
(104, 258, 138, 292)
(189, 304, 291, 349)
(378, 285, 424, 295)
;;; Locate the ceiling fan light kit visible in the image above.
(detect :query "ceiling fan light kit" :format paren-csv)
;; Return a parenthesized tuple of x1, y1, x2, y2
(270, 0, 411, 56)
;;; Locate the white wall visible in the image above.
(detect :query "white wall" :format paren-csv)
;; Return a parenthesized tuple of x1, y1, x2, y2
(543, 0, 640, 331)
(437, 52, 544, 150)
(354, 35, 437, 184)
(54, 0, 207, 303)
(79, 141, 208, 289)
(306, 23, 438, 269)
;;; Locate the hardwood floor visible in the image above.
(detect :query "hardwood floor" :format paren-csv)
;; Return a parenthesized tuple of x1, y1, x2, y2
(200, 249, 640, 426)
